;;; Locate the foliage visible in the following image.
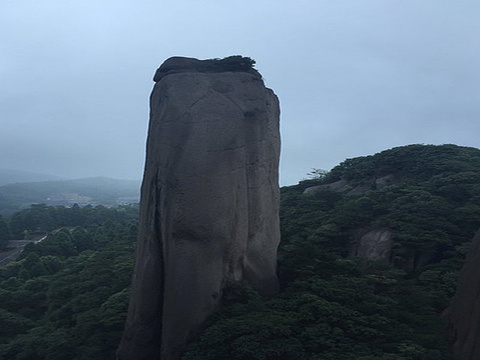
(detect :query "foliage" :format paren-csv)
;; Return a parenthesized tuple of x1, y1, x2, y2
(306, 168, 329, 180)
(0, 204, 137, 359)
(182, 144, 480, 359)
(325, 144, 480, 184)
(183, 249, 452, 359)
(207, 55, 256, 72)
(5, 203, 139, 237)
(1, 144, 480, 359)
(0, 219, 12, 250)
(287, 144, 480, 268)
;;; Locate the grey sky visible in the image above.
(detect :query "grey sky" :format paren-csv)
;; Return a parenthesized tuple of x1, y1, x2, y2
(1, 1, 479, 185)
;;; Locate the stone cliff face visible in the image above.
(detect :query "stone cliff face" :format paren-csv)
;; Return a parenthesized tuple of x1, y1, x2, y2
(446, 229, 480, 360)
(117, 57, 281, 360)
(349, 228, 393, 263)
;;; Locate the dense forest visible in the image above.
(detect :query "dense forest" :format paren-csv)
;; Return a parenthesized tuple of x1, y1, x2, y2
(0, 204, 138, 359)
(1, 144, 480, 359)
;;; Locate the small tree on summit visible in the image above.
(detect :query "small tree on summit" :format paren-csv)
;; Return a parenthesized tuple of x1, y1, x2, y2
(217, 55, 256, 71)
(307, 168, 329, 180)
(203, 55, 256, 72)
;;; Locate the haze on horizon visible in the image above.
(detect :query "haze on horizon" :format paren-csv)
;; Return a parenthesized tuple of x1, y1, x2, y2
(1, 1, 479, 186)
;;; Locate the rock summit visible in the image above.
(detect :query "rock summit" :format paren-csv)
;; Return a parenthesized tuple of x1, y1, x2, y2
(117, 56, 281, 360)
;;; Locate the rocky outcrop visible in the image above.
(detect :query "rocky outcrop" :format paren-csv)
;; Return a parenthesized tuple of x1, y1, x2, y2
(349, 228, 393, 262)
(446, 230, 480, 360)
(303, 179, 353, 194)
(349, 226, 434, 271)
(117, 57, 280, 360)
(303, 174, 398, 196)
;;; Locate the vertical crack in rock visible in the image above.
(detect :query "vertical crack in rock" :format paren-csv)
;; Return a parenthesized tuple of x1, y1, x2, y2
(153, 171, 165, 357)
(117, 57, 280, 360)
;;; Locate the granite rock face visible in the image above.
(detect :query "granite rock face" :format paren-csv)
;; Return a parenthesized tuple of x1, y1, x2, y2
(349, 228, 393, 262)
(117, 57, 281, 360)
(446, 229, 480, 360)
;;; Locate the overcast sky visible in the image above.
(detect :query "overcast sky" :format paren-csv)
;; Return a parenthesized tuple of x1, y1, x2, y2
(1, 1, 479, 185)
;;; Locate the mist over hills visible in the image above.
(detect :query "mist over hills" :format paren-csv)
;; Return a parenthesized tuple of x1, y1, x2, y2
(0, 169, 66, 186)
(0, 175, 140, 216)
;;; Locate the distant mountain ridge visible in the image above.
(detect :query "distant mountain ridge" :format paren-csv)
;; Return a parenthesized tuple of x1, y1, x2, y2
(0, 176, 141, 216)
(0, 169, 65, 186)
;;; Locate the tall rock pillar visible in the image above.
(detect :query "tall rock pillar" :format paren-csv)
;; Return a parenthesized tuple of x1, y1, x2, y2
(446, 229, 480, 360)
(117, 57, 281, 360)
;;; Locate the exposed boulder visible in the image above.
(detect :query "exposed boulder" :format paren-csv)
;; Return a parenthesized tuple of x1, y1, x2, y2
(303, 179, 353, 194)
(349, 226, 435, 272)
(349, 228, 394, 262)
(446, 229, 480, 360)
(303, 174, 398, 196)
(374, 174, 396, 189)
(117, 57, 281, 360)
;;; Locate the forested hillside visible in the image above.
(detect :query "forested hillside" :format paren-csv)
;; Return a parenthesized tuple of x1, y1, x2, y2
(0, 204, 138, 359)
(0, 144, 479, 359)
(182, 144, 480, 360)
